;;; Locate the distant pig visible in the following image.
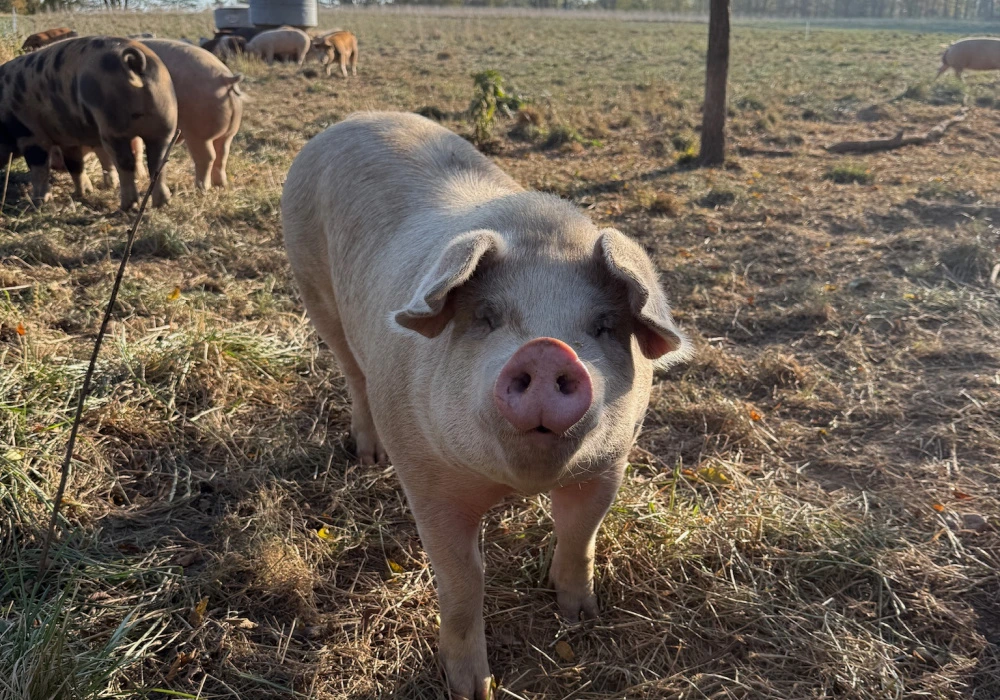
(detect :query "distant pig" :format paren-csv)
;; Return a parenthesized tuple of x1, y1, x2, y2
(140, 39, 243, 189)
(283, 112, 691, 700)
(0, 36, 176, 208)
(936, 37, 1000, 80)
(245, 27, 310, 65)
(21, 27, 77, 52)
(310, 30, 358, 78)
(213, 35, 247, 61)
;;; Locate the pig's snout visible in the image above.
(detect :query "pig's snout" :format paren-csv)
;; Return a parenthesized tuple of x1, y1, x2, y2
(494, 338, 593, 435)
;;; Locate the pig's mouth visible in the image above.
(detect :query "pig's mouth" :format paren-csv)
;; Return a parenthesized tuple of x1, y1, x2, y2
(533, 426, 554, 435)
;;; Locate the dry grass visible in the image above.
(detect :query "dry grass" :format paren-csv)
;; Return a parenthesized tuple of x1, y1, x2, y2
(2, 8, 1000, 700)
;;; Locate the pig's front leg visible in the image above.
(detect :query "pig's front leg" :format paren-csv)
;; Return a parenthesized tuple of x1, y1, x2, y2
(548, 470, 623, 621)
(404, 476, 508, 700)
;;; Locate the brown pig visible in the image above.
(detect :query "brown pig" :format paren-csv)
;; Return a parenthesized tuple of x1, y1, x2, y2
(245, 27, 311, 66)
(282, 112, 691, 700)
(21, 27, 77, 52)
(310, 30, 358, 78)
(0, 36, 176, 208)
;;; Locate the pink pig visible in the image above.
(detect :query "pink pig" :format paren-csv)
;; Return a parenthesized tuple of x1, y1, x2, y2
(282, 112, 691, 699)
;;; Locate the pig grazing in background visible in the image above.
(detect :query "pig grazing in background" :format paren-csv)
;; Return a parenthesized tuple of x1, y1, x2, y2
(212, 35, 247, 62)
(310, 30, 358, 78)
(140, 39, 243, 189)
(283, 112, 691, 699)
(245, 27, 311, 65)
(21, 27, 77, 52)
(0, 36, 176, 208)
(936, 37, 1000, 80)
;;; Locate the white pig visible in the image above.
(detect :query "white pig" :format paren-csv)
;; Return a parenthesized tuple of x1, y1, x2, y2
(282, 112, 691, 700)
(936, 37, 1000, 80)
(245, 27, 311, 65)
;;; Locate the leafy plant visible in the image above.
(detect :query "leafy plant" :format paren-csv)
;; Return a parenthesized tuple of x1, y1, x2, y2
(468, 70, 526, 147)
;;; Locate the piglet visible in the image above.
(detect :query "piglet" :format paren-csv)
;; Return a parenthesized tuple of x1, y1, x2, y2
(282, 112, 691, 699)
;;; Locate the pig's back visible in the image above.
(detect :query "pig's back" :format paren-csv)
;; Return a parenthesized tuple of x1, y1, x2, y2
(947, 38, 1000, 67)
(283, 112, 523, 367)
(284, 111, 520, 289)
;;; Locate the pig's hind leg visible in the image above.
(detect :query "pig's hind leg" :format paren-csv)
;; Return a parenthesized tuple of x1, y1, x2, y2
(300, 285, 387, 465)
(548, 471, 623, 621)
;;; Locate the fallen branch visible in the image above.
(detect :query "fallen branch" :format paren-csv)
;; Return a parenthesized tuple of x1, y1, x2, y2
(737, 146, 797, 158)
(825, 109, 968, 154)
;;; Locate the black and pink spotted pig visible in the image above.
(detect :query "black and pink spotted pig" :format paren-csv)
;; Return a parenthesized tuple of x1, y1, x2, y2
(0, 36, 177, 209)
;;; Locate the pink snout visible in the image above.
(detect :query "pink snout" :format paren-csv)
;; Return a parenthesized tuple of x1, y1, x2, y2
(494, 337, 593, 435)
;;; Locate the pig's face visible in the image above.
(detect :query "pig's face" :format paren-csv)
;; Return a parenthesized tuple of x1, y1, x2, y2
(394, 225, 689, 494)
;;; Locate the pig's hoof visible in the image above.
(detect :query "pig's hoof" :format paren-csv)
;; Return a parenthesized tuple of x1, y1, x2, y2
(152, 188, 172, 208)
(352, 426, 387, 465)
(441, 651, 493, 700)
(554, 585, 600, 623)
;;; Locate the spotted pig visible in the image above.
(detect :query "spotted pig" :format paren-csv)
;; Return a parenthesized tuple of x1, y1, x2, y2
(0, 36, 177, 209)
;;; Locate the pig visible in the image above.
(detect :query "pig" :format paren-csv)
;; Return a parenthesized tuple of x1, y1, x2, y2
(282, 112, 691, 700)
(21, 27, 77, 52)
(0, 36, 177, 209)
(140, 39, 243, 189)
(50, 41, 242, 192)
(936, 37, 1000, 80)
(212, 35, 247, 61)
(310, 30, 358, 78)
(245, 27, 311, 65)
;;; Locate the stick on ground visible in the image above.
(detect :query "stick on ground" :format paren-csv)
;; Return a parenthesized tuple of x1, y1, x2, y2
(825, 109, 968, 154)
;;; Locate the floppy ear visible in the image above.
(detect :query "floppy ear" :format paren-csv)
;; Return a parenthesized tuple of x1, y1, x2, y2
(596, 228, 691, 366)
(393, 230, 504, 338)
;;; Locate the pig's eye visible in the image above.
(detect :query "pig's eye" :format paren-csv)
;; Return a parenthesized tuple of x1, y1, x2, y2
(592, 315, 617, 338)
(474, 304, 502, 332)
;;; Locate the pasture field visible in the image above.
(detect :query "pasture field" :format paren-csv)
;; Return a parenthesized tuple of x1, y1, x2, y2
(2, 9, 999, 699)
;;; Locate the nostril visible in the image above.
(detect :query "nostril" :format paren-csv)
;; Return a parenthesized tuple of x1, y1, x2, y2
(510, 372, 531, 394)
(556, 374, 578, 395)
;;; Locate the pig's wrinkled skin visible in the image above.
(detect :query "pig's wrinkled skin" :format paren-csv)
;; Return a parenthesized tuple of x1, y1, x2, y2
(936, 37, 1000, 80)
(140, 40, 243, 189)
(282, 112, 691, 700)
(246, 27, 311, 65)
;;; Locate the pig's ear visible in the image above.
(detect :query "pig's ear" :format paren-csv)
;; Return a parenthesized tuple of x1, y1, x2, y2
(596, 228, 691, 367)
(393, 230, 504, 338)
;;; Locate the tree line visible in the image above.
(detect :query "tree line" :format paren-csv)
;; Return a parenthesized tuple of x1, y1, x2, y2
(364, 0, 995, 18)
(4, 0, 995, 20)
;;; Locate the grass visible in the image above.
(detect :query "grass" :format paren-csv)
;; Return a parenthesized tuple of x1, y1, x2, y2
(825, 162, 875, 184)
(2, 8, 1000, 700)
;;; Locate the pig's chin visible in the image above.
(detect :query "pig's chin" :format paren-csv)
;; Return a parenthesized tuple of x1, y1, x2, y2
(491, 414, 602, 492)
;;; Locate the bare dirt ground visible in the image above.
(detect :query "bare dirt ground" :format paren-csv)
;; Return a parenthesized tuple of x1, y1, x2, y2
(1, 9, 998, 699)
